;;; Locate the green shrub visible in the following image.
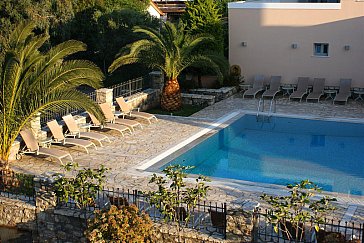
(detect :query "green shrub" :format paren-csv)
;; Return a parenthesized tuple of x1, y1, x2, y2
(148, 165, 210, 226)
(85, 204, 153, 243)
(261, 180, 337, 241)
(53, 162, 108, 209)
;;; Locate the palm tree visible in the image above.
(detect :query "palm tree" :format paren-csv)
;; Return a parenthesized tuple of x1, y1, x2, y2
(109, 22, 227, 111)
(0, 21, 105, 169)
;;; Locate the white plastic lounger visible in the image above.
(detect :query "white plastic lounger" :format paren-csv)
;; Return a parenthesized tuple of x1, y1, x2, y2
(115, 97, 158, 124)
(62, 114, 110, 146)
(47, 120, 96, 154)
(99, 103, 142, 132)
(88, 112, 132, 136)
(19, 129, 73, 163)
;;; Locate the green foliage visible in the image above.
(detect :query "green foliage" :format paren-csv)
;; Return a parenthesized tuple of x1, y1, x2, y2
(147, 165, 210, 226)
(0, 21, 105, 165)
(0, 0, 158, 83)
(261, 180, 337, 241)
(182, 0, 223, 54)
(0, 0, 74, 58)
(61, 1, 159, 81)
(109, 21, 227, 83)
(85, 204, 153, 242)
(53, 162, 108, 209)
(0, 171, 35, 197)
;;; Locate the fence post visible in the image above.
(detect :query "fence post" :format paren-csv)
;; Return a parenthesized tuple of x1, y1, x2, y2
(149, 71, 164, 90)
(129, 80, 132, 97)
(8, 140, 20, 161)
(96, 88, 114, 112)
(96, 88, 113, 105)
(30, 113, 47, 140)
(252, 209, 259, 243)
(224, 203, 227, 239)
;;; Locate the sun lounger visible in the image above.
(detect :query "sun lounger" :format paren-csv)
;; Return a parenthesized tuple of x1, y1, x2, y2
(88, 112, 132, 136)
(333, 79, 352, 105)
(62, 114, 110, 146)
(99, 103, 142, 132)
(306, 78, 325, 102)
(19, 129, 73, 163)
(243, 75, 265, 98)
(47, 120, 96, 154)
(115, 97, 158, 124)
(289, 77, 310, 102)
(262, 76, 282, 99)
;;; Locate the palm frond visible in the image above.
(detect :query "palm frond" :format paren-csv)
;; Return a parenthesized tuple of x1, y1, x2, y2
(44, 40, 87, 67)
(8, 21, 36, 50)
(0, 21, 105, 162)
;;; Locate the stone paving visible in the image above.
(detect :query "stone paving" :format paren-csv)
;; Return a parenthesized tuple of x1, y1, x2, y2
(10, 93, 364, 223)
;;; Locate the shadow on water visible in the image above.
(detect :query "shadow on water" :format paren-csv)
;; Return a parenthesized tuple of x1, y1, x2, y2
(0, 226, 33, 243)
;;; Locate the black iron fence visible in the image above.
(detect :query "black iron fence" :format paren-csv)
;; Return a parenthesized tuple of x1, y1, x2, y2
(252, 208, 364, 243)
(56, 187, 227, 239)
(0, 171, 35, 203)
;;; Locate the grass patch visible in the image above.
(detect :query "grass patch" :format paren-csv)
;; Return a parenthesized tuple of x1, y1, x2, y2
(147, 105, 205, 117)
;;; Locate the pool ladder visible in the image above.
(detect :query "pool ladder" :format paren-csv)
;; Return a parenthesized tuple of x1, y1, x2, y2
(256, 98, 276, 122)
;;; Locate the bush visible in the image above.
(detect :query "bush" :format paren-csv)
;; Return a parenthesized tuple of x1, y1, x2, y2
(85, 204, 153, 243)
(53, 162, 108, 209)
(261, 180, 337, 241)
(147, 165, 210, 226)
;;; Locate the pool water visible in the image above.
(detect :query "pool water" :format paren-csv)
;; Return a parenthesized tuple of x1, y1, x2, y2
(163, 114, 364, 196)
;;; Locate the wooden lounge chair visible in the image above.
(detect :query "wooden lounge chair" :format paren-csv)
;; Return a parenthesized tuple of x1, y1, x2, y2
(262, 76, 282, 99)
(99, 103, 142, 132)
(115, 97, 158, 124)
(47, 120, 96, 154)
(333, 79, 352, 105)
(289, 77, 310, 102)
(87, 112, 132, 136)
(306, 78, 325, 102)
(243, 75, 265, 98)
(19, 129, 73, 163)
(62, 114, 110, 146)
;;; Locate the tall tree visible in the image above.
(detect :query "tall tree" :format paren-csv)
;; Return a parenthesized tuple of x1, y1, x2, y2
(109, 22, 227, 111)
(182, 0, 223, 54)
(0, 0, 157, 85)
(0, 22, 105, 169)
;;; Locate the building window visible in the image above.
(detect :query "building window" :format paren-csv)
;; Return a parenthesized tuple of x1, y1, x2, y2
(314, 43, 329, 56)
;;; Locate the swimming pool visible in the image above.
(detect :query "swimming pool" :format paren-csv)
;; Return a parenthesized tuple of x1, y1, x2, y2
(161, 114, 364, 196)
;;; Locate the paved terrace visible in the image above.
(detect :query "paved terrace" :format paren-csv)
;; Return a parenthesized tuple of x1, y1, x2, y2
(11, 94, 364, 223)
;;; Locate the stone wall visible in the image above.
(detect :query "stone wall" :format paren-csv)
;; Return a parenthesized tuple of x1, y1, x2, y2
(119, 88, 160, 111)
(0, 178, 254, 242)
(189, 87, 238, 102)
(0, 197, 36, 231)
(181, 93, 216, 106)
(226, 208, 253, 242)
(151, 223, 227, 243)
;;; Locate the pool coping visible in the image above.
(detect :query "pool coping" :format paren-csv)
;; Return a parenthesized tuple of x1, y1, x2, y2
(136, 111, 241, 171)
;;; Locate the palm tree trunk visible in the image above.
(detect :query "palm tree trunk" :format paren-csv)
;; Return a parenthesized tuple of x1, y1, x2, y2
(0, 158, 11, 173)
(161, 79, 182, 111)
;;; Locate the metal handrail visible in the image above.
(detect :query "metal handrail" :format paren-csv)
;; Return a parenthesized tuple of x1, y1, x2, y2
(257, 98, 264, 118)
(268, 99, 276, 117)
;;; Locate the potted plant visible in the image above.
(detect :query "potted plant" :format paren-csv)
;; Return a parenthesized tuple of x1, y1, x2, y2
(261, 180, 337, 242)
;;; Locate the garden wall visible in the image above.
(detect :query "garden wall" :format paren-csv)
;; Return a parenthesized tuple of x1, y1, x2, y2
(0, 177, 253, 242)
(0, 197, 36, 231)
